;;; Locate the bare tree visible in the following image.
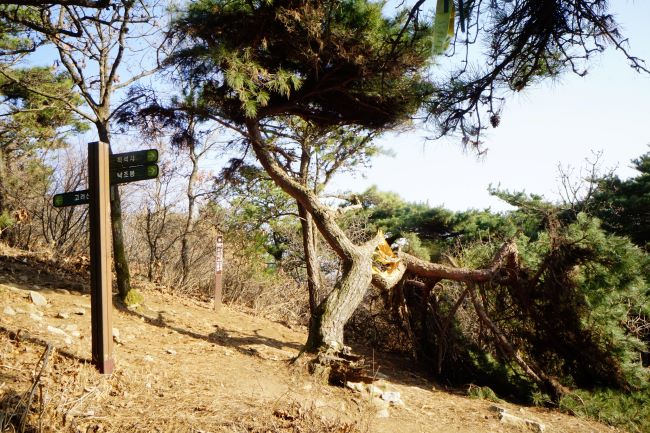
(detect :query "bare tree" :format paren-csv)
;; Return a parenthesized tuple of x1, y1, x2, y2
(0, 0, 165, 303)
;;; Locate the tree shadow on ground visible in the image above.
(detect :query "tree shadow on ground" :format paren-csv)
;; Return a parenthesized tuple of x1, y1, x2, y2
(0, 326, 92, 365)
(115, 303, 303, 358)
(0, 253, 87, 294)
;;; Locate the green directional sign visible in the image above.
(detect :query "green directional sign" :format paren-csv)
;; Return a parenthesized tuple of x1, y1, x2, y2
(110, 149, 158, 169)
(53, 149, 160, 208)
(110, 164, 159, 185)
(53, 189, 90, 207)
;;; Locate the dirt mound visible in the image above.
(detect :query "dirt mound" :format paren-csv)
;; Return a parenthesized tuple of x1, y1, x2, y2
(0, 249, 622, 432)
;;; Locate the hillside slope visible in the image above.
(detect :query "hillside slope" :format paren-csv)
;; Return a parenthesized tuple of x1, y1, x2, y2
(0, 248, 622, 432)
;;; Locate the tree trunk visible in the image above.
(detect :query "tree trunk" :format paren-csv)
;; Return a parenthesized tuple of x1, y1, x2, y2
(180, 142, 199, 286)
(247, 119, 379, 352)
(298, 204, 321, 314)
(96, 123, 134, 304)
(305, 251, 374, 352)
(0, 149, 7, 220)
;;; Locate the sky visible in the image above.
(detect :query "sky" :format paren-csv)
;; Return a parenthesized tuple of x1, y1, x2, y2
(328, 0, 650, 211)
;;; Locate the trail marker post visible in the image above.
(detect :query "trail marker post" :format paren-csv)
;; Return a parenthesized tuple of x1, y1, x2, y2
(214, 235, 223, 311)
(88, 141, 114, 374)
(53, 143, 160, 374)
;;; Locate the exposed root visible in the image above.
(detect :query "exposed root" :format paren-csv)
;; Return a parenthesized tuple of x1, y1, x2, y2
(308, 347, 370, 386)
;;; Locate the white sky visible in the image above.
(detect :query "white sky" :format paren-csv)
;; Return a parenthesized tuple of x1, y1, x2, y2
(328, 0, 650, 211)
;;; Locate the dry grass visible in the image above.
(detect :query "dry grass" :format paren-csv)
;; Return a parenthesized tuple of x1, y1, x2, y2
(0, 329, 370, 433)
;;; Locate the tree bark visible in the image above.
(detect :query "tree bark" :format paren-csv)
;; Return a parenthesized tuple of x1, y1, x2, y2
(305, 250, 374, 351)
(180, 140, 199, 286)
(247, 119, 380, 352)
(298, 204, 321, 314)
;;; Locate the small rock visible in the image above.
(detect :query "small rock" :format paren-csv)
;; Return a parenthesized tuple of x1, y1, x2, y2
(57, 312, 70, 319)
(3, 306, 16, 316)
(64, 337, 73, 345)
(29, 312, 43, 322)
(143, 355, 154, 362)
(346, 381, 365, 393)
(47, 325, 69, 337)
(65, 324, 78, 332)
(380, 391, 404, 406)
(491, 406, 545, 433)
(14, 307, 25, 314)
(112, 328, 121, 344)
(367, 384, 383, 397)
(71, 331, 81, 338)
(56, 289, 70, 295)
(165, 348, 177, 355)
(29, 291, 47, 307)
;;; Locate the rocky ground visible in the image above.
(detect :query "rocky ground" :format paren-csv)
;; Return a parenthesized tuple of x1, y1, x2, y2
(0, 247, 623, 432)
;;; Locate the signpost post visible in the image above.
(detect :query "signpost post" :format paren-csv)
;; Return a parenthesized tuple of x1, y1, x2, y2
(53, 144, 160, 374)
(214, 235, 223, 311)
(88, 141, 114, 374)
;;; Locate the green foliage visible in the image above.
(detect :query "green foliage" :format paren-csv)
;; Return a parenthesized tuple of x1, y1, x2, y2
(0, 67, 87, 140)
(467, 384, 503, 403)
(357, 186, 517, 260)
(0, 64, 86, 245)
(559, 387, 650, 433)
(590, 150, 650, 252)
(360, 184, 649, 417)
(452, 191, 650, 391)
(170, 0, 436, 127)
(398, 232, 430, 260)
(0, 210, 13, 231)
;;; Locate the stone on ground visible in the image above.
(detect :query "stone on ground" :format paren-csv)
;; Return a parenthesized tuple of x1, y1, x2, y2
(29, 291, 47, 307)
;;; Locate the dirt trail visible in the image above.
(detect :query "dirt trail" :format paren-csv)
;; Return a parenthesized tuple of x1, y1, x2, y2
(0, 250, 621, 433)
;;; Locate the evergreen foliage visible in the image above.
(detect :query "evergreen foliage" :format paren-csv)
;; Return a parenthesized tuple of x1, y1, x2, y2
(359, 184, 649, 404)
(590, 151, 650, 251)
(168, 0, 436, 127)
(0, 65, 86, 241)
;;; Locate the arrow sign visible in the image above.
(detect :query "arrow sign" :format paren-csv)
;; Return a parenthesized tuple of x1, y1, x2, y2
(110, 149, 158, 169)
(110, 164, 159, 185)
(53, 149, 160, 208)
(53, 164, 160, 207)
(53, 189, 90, 207)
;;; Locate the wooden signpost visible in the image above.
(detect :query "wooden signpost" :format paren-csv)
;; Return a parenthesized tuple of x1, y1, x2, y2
(214, 235, 223, 311)
(53, 143, 159, 374)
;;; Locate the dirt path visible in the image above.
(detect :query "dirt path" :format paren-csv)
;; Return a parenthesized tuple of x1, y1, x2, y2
(0, 251, 622, 432)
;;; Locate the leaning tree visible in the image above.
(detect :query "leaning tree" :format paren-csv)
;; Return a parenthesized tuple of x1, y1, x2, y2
(163, 0, 646, 397)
